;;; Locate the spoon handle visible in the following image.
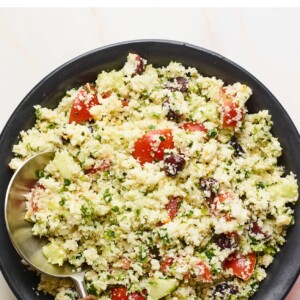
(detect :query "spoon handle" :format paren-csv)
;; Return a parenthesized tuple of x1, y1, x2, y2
(71, 272, 88, 298)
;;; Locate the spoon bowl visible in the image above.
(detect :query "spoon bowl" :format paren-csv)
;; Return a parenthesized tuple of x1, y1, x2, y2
(5, 152, 88, 298)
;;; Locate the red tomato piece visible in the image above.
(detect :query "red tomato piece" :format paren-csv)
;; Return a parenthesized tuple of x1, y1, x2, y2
(129, 291, 147, 300)
(132, 129, 174, 165)
(223, 252, 256, 281)
(216, 192, 232, 204)
(69, 83, 99, 124)
(212, 192, 232, 210)
(194, 261, 213, 283)
(212, 192, 235, 221)
(165, 196, 181, 221)
(221, 87, 244, 128)
(222, 100, 244, 128)
(111, 287, 128, 300)
(180, 122, 207, 133)
(160, 257, 174, 272)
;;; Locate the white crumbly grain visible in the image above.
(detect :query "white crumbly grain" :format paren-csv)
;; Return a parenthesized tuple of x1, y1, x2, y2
(9, 53, 298, 300)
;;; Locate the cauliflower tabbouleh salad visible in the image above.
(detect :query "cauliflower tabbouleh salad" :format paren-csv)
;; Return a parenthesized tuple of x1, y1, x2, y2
(9, 53, 298, 300)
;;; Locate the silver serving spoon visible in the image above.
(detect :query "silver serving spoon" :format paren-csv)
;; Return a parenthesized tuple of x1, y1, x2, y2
(5, 152, 88, 298)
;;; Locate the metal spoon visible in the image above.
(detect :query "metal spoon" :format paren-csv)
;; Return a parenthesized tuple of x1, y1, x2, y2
(5, 152, 88, 298)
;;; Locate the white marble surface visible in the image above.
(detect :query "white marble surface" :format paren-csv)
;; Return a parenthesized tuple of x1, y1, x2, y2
(0, 7, 299, 300)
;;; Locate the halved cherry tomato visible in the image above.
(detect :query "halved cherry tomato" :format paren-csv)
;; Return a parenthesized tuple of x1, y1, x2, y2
(111, 287, 128, 300)
(165, 196, 181, 221)
(180, 122, 207, 133)
(132, 129, 174, 165)
(160, 257, 174, 272)
(223, 252, 256, 281)
(194, 261, 213, 283)
(69, 83, 99, 124)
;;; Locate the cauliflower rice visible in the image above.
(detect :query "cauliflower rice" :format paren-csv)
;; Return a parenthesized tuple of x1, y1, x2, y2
(9, 53, 298, 300)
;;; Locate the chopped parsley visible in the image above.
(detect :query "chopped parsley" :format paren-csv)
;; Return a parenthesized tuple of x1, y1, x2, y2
(207, 128, 218, 138)
(59, 197, 66, 206)
(47, 122, 57, 129)
(103, 188, 112, 203)
(256, 182, 265, 189)
(111, 206, 120, 213)
(35, 170, 44, 179)
(105, 229, 116, 238)
(63, 178, 71, 186)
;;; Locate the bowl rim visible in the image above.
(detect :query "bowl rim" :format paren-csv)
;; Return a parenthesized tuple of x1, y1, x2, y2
(0, 39, 299, 300)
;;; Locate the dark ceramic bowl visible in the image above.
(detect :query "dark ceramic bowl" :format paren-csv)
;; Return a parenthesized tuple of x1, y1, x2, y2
(0, 40, 299, 300)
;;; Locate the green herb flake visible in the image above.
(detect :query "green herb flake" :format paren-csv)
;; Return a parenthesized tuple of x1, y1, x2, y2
(65, 292, 75, 300)
(159, 135, 166, 141)
(205, 249, 215, 259)
(188, 141, 194, 148)
(245, 170, 251, 179)
(63, 178, 71, 186)
(35, 170, 45, 179)
(47, 122, 57, 129)
(87, 283, 98, 296)
(59, 197, 66, 206)
(207, 128, 218, 138)
(95, 135, 102, 142)
(35, 109, 41, 120)
(80, 198, 94, 220)
(159, 228, 170, 244)
(111, 206, 120, 213)
(135, 208, 141, 217)
(256, 182, 265, 189)
(182, 210, 194, 217)
(105, 229, 116, 238)
(139, 246, 148, 262)
(103, 188, 112, 203)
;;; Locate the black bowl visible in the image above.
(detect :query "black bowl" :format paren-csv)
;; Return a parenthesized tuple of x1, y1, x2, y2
(0, 40, 299, 300)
